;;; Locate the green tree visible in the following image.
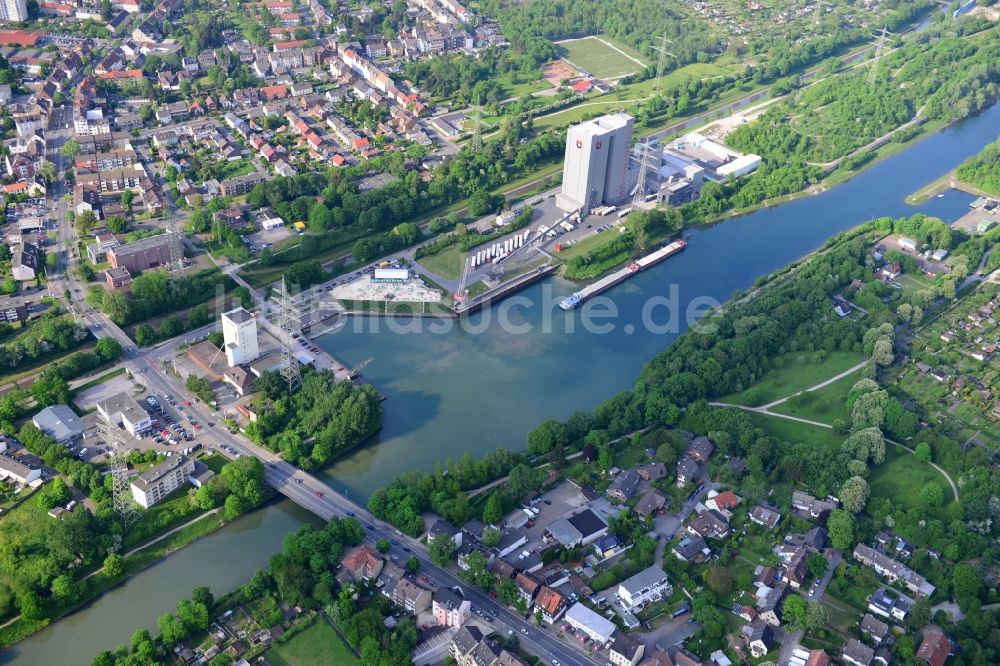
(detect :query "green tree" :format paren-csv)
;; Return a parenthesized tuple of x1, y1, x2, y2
(827, 509, 855, 550)
(483, 492, 503, 526)
(76, 209, 97, 236)
(921, 483, 944, 507)
(18, 591, 46, 622)
(914, 441, 932, 463)
(406, 556, 420, 574)
(952, 564, 982, 605)
(51, 574, 73, 598)
(428, 533, 457, 567)
(804, 601, 828, 632)
(839, 476, 870, 513)
(103, 553, 124, 578)
(60, 138, 80, 159)
(782, 594, 807, 628)
(40, 160, 57, 183)
(95, 337, 123, 362)
(107, 216, 128, 235)
(526, 419, 568, 455)
(134, 324, 157, 346)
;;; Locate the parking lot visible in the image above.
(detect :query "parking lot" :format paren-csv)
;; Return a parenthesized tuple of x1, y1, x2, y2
(5, 198, 47, 222)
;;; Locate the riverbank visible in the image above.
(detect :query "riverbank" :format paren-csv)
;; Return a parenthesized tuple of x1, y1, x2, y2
(0, 488, 272, 651)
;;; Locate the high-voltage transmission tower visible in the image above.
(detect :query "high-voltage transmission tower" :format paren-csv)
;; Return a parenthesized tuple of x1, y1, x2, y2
(470, 93, 484, 151)
(653, 36, 675, 91)
(866, 25, 890, 87)
(167, 229, 185, 274)
(273, 276, 309, 394)
(632, 139, 654, 208)
(97, 420, 142, 531)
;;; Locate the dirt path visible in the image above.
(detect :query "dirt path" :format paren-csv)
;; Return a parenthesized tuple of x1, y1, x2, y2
(709, 359, 960, 502)
(758, 360, 871, 410)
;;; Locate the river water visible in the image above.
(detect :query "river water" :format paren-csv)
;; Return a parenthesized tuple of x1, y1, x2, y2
(5, 103, 998, 665)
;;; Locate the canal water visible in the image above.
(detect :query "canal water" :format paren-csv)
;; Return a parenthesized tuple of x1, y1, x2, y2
(6, 103, 998, 665)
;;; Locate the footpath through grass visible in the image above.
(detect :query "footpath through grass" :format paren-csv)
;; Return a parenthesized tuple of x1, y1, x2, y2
(771, 366, 867, 423)
(868, 446, 960, 522)
(719, 351, 865, 407)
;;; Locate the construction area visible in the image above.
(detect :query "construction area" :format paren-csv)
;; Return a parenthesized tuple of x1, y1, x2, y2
(327, 270, 443, 304)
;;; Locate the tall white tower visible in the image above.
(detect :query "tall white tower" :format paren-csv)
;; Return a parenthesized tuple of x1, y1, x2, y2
(221, 307, 259, 367)
(556, 113, 634, 214)
(0, 0, 28, 22)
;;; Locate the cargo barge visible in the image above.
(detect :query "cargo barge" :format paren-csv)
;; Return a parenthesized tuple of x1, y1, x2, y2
(559, 239, 687, 311)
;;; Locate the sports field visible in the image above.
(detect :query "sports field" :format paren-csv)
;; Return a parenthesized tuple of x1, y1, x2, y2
(558, 36, 647, 80)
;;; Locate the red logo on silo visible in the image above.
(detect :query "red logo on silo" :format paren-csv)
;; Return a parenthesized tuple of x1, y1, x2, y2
(575, 139, 582, 148)
(596, 141, 603, 149)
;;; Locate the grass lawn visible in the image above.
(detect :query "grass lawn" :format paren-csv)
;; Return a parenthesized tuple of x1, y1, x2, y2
(895, 272, 934, 295)
(266, 617, 359, 666)
(868, 447, 959, 521)
(558, 36, 647, 80)
(612, 62, 730, 100)
(415, 244, 465, 280)
(500, 73, 550, 99)
(771, 366, 867, 424)
(534, 98, 647, 132)
(720, 351, 865, 407)
(745, 412, 846, 452)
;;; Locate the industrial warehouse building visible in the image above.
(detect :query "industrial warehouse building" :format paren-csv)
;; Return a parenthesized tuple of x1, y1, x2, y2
(106, 233, 176, 273)
(33, 404, 85, 443)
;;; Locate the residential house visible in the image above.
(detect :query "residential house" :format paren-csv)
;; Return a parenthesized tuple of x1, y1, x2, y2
(842, 639, 883, 666)
(432, 587, 470, 627)
(791, 491, 840, 520)
(534, 586, 566, 624)
(635, 489, 667, 519)
(854, 544, 936, 596)
(390, 578, 431, 614)
(340, 544, 383, 582)
(705, 490, 740, 515)
(916, 631, 950, 666)
(675, 458, 700, 487)
(617, 566, 671, 611)
(749, 503, 782, 530)
(868, 587, 914, 623)
(637, 462, 667, 482)
(671, 535, 710, 563)
(608, 469, 639, 502)
(514, 571, 541, 609)
(685, 509, 730, 539)
(97, 392, 151, 435)
(129, 455, 195, 508)
(860, 614, 890, 645)
(685, 436, 715, 463)
(756, 582, 788, 626)
(609, 634, 644, 666)
(0, 454, 41, 485)
(741, 622, 774, 658)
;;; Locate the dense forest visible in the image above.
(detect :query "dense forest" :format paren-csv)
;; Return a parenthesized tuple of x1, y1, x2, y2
(727, 32, 1000, 165)
(956, 138, 1000, 196)
(245, 369, 384, 469)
